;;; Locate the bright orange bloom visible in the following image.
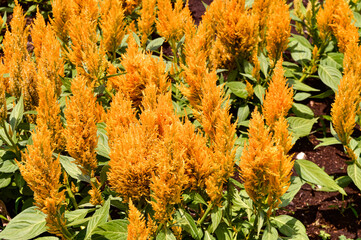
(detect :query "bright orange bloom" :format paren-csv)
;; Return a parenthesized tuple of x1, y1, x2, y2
(156, 0, 194, 42)
(64, 76, 99, 175)
(67, 12, 107, 82)
(18, 124, 67, 238)
(262, 59, 293, 127)
(106, 91, 137, 148)
(266, 0, 291, 66)
(36, 73, 65, 151)
(138, 0, 157, 46)
(100, 0, 126, 54)
(127, 199, 151, 240)
(32, 11, 64, 97)
(252, 0, 272, 41)
(109, 34, 169, 108)
(317, 0, 358, 52)
(239, 110, 293, 216)
(50, 0, 74, 43)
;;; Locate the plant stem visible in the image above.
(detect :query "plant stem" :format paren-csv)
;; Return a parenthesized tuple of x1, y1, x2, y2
(64, 173, 78, 209)
(197, 202, 213, 226)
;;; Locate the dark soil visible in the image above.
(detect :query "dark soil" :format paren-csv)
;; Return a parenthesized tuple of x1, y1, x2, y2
(186, 0, 361, 239)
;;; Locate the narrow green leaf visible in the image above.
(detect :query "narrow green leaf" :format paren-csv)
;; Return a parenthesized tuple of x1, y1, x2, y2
(0, 159, 18, 173)
(92, 219, 128, 240)
(204, 230, 216, 240)
(294, 159, 346, 195)
(57, 154, 90, 183)
(270, 215, 308, 239)
(262, 222, 278, 240)
(237, 104, 250, 123)
(289, 38, 312, 63)
(288, 79, 319, 92)
(291, 34, 313, 49)
(85, 198, 110, 240)
(279, 176, 303, 207)
(226, 82, 248, 99)
(320, 53, 343, 70)
(156, 228, 177, 240)
(347, 163, 361, 191)
(287, 117, 318, 138)
(254, 84, 265, 104)
(0, 207, 47, 240)
(209, 207, 222, 233)
(176, 209, 201, 239)
(293, 92, 311, 101)
(96, 125, 110, 159)
(318, 65, 342, 92)
(9, 95, 24, 132)
(0, 173, 11, 188)
(146, 37, 165, 51)
(292, 103, 314, 119)
(314, 137, 341, 149)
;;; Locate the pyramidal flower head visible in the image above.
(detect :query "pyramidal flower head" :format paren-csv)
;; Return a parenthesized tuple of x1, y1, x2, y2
(138, 0, 157, 46)
(239, 109, 293, 216)
(64, 76, 99, 175)
(262, 59, 293, 127)
(18, 124, 67, 238)
(266, 0, 291, 66)
(100, 0, 126, 54)
(127, 199, 152, 240)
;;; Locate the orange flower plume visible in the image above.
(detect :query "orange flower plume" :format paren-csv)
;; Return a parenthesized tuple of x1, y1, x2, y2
(64, 76, 99, 175)
(18, 124, 68, 238)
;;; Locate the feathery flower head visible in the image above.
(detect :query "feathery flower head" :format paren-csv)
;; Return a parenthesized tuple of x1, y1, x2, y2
(156, 0, 194, 42)
(36, 72, 65, 151)
(100, 0, 126, 54)
(331, 70, 361, 145)
(266, 0, 291, 66)
(239, 109, 293, 215)
(262, 59, 293, 127)
(50, 0, 74, 43)
(127, 199, 151, 240)
(138, 0, 157, 46)
(18, 124, 66, 237)
(110, 34, 169, 108)
(64, 76, 99, 175)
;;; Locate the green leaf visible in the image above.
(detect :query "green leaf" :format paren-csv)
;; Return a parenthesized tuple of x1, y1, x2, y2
(85, 198, 110, 240)
(294, 159, 346, 195)
(270, 215, 308, 239)
(293, 92, 311, 101)
(0, 173, 11, 188)
(292, 103, 314, 119)
(262, 222, 278, 240)
(9, 95, 24, 132)
(237, 104, 250, 123)
(353, 11, 361, 28)
(214, 223, 232, 240)
(279, 176, 303, 207)
(66, 209, 92, 224)
(0, 207, 47, 240)
(57, 154, 90, 183)
(146, 37, 165, 51)
(258, 53, 269, 77)
(0, 159, 18, 173)
(288, 79, 319, 92)
(289, 37, 312, 63)
(226, 82, 248, 99)
(320, 53, 343, 70)
(204, 230, 216, 240)
(176, 209, 201, 239)
(156, 227, 177, 240)
(318, 65, 342, 92)
(92, 219, 128, 240)
(209, 206, 222, 233)
(254, 84, 265, 104)
(34, 237, 59, 240)
(287, 117, 318, 138)
(347, 163, 361, 191)
(291, 34, 313, 49)
(314, 137, 341, 149)
(96, 124, 110, 159)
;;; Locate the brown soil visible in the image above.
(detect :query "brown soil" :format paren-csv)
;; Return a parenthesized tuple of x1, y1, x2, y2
(186, 0, 361, 239)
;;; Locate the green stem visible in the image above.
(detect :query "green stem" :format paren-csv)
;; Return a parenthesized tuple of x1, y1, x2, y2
(154, 223, 164, 237)
(197, 202, 213, 226)
(57, 212, 74, 240)
(65, 174, 78, 210)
